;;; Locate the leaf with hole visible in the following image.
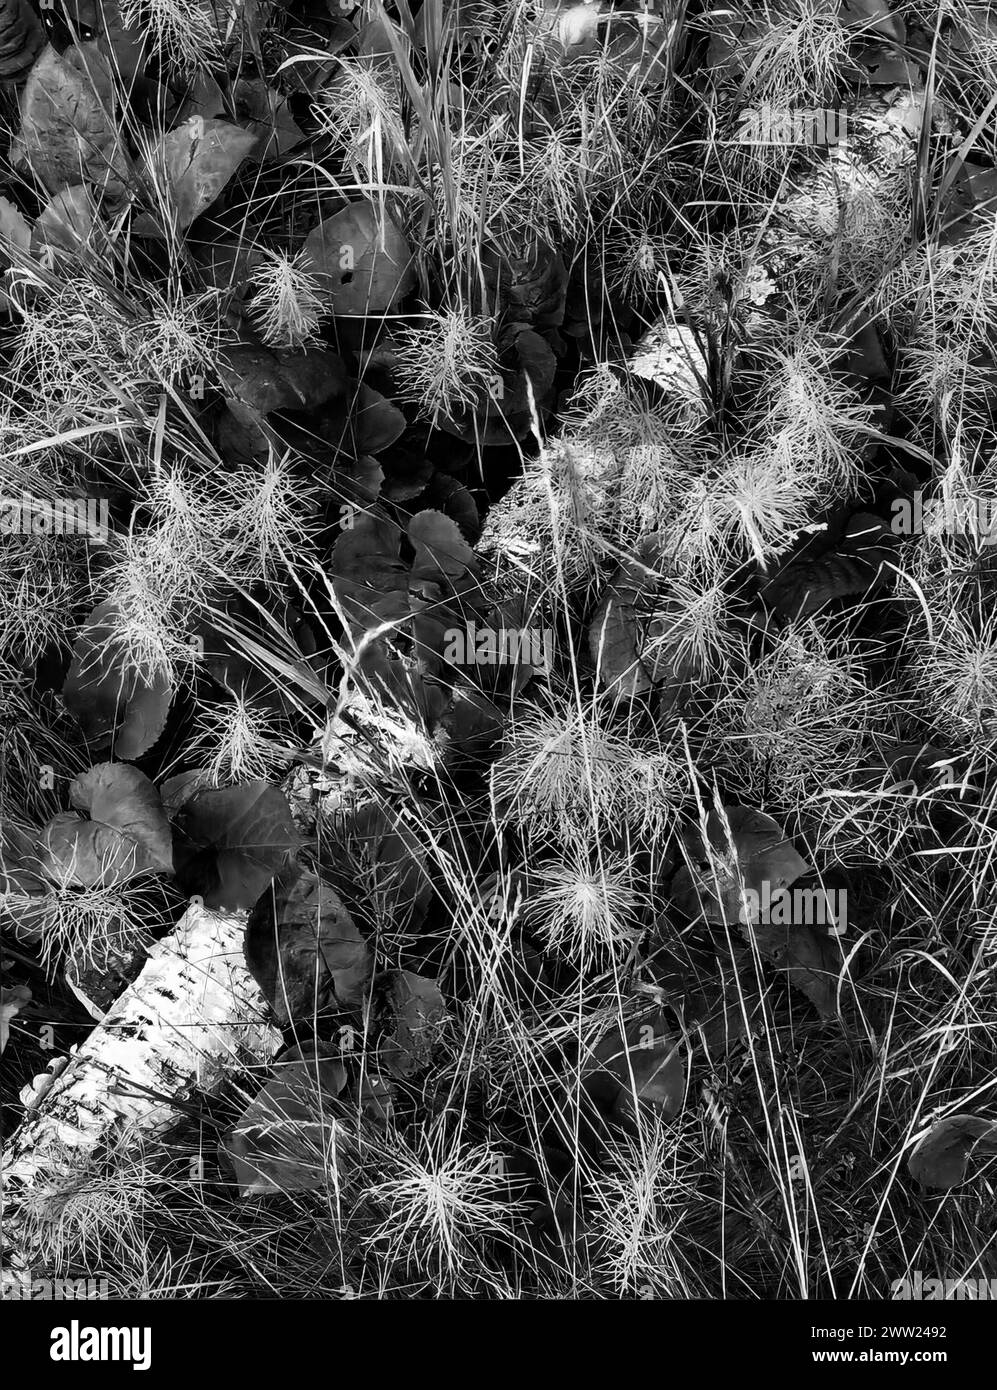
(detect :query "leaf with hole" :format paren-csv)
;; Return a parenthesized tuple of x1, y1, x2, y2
(302, 199, 415, 316)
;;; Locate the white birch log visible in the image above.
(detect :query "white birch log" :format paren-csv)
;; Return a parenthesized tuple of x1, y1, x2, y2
(1, 901, 281, 1258)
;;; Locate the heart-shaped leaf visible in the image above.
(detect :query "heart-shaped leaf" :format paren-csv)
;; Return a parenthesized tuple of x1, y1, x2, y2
(70, 763, 173, 872)
(908, 1114, 997, 1191)
(36, 764, 172, 888)
(62, 600, 174, 759)
(172, 781, 301, 911)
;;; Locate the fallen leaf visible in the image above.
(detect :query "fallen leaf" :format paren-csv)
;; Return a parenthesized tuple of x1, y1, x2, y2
(244, 864, 371, 1025)
(671, 806, 812, 927)
(62, 600, 174, 759)
(751, 920, 842, 1019)
(36, 764, 172, 888)
(303, 199, 415, 316)
(139, 117, 257, 233)
(908, 1114, 997, 1191)
(33, 184, 96, 255)
(224, 1043, 349, 1195)
(19, 43, 130, 198)
(380, 969, 445, 1078)
(69, 763, 173, 873)
(172, 781, 301, 912)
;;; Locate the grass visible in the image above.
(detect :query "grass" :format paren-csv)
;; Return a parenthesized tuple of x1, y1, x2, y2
(2, 0, 997, 1307)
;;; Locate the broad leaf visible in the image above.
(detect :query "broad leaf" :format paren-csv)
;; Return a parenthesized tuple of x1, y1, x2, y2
(303, 199, 415, 316)
(908, 1114, 997, 1191)
(244, 864, 371, 1025)
(70, 763, 173, 872)
(588, 563, 656, 700)
(33, 184, 96, 256)
(760, 514, 896, 621)
(224, 1042, 349, 1196)
(139, 117, 257, 232)
(380, 969, 445, 1078)
(582, 1007, 685, 1131)
(19, 43, 130, 198)
(62, 600, 174, 759)
(218, 343, 348, 426)
(1, 985, 31, 1054)
(172, 781, 301, 912)
(36, 764, 172, 888)
(671, 806, 812, 927)
(353, 384, 406, 453)
(751, 920, 842, 1019)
